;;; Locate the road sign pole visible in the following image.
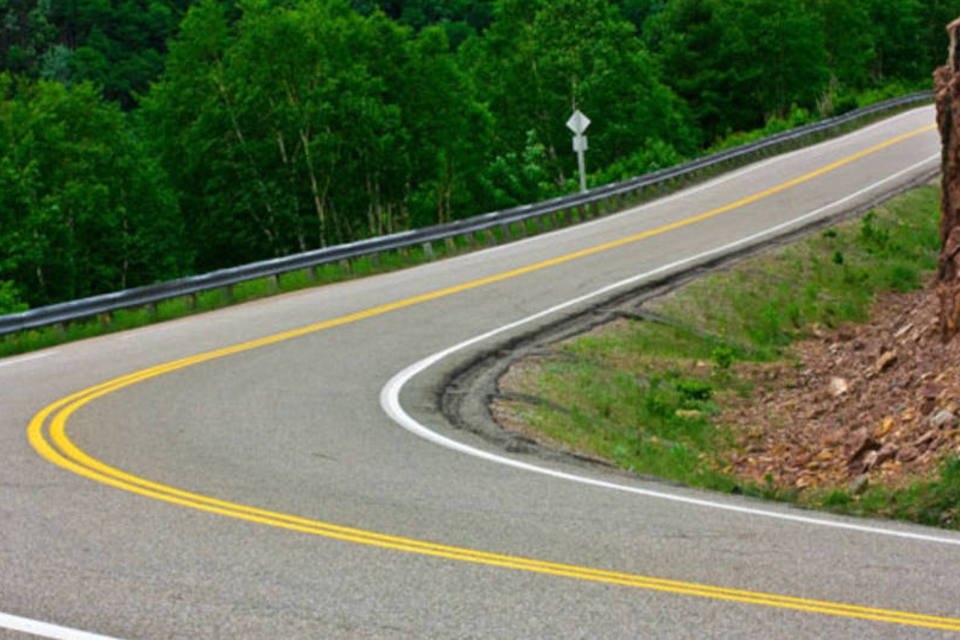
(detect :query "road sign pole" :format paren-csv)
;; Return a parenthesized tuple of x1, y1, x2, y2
(566, 110, 591, 194)
(575, 135, 587, 193)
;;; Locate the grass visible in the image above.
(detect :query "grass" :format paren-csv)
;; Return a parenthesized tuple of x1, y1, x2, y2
(504, 185, 960, 528)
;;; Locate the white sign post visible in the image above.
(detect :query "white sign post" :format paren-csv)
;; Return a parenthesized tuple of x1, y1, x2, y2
(566, 110, 591, 193)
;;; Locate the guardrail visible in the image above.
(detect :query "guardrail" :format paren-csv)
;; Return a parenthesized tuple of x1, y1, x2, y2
(0, 92, 933, 336)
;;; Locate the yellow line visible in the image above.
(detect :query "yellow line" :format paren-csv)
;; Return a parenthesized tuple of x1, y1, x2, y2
(29, 123, 959, 632)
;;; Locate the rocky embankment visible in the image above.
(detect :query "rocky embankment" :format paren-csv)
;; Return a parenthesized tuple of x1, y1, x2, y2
(725, 285, 960, 494)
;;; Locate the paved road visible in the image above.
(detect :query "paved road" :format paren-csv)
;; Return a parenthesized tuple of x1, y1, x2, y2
(3, 106, 959, 639)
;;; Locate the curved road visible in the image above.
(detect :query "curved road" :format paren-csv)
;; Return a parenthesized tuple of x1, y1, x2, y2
(4, 106, 959, 639)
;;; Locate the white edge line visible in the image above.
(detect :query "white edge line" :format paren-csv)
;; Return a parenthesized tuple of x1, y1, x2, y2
(0, 612, 120, 640)
(381, 153, 960, 547)
(0, 350, 57, 368)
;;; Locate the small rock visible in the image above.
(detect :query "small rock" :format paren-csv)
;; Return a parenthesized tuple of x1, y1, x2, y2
(897, 446, 920, 463)
(838, 329, 854, 342)
(894, 323, 914, 339)
(828, 377, 849, 397)
(874, 417, 895, 439)
(875, 442, 898, 466)
(853, 340, 866, 351)
(875, 350, 898, 373)
(848, 475, 869, 495)
(846, 427, 878, 460)
(929, 409, 959, 430)
(915, 431, 937, 449)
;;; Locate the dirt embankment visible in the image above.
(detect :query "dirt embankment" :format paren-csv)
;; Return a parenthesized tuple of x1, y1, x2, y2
(723, 285, 960, 493)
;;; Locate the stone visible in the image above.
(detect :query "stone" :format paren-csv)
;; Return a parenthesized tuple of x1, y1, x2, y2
(828, 376, 849, 397)
(897, 446, 920, 463)
(874, 417, 895, 439)
(875, 350, 898, 373)
(846, 427, 878, 461)
(915, 431, 937, 449)
(875, 442, 898, 466)
(929, 409, 959, 430)
(894, 323, 914, 339)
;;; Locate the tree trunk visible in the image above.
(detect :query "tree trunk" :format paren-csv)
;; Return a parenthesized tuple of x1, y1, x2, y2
(935, 18, 960, 342)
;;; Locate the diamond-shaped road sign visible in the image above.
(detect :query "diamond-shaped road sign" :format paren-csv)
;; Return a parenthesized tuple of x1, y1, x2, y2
(566, 110, 591, 135)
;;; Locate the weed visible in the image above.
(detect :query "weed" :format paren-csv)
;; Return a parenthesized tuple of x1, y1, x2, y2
(711, 345, 735, 370)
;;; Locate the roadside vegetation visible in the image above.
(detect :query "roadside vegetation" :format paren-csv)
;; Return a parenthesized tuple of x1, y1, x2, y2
(2, 0, 957, 318)
(493, 186, 960, 529)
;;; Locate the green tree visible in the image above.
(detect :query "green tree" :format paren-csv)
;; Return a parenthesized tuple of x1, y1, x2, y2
(0, 281, 27, 314)
(0, 74, 185, 306)
(403, 25, 495, 225)
(922, 1, 960, 71)
(864, 0, 924, 82)
(647, 0, 828, 141)
(144, 0, 496, 269)
(0, 0, 57, 77)
(465, 0, 696, 196)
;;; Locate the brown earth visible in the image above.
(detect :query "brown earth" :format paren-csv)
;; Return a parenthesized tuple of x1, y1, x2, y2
(721, 283, 960, 493)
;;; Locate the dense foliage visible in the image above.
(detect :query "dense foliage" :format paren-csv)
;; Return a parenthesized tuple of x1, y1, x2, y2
(1, 0, 957, 311)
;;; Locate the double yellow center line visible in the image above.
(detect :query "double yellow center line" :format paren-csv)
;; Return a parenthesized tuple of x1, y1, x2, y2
(31, 122, 960, 631)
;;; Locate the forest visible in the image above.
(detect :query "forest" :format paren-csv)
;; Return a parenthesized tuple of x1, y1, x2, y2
(1, 0, 958, 312)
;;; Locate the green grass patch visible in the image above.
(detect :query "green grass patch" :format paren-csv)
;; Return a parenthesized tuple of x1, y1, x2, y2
(514, 323, 754, 494)
(507, 185, 960, 527)
(651, 186, 941, 358)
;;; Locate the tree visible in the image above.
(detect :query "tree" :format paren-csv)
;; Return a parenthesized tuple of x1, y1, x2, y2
(647, 0, 829, 141)
(402, 25, 495, 225)
(810, 0, 876, 92)
(0, 0, 57, 77)
(0, 74, 185, 306)
(143, 0, 497, 269)
(864, 0, 925, 83)
(1, 0, 192, 108)
(465, 0, 697, 195)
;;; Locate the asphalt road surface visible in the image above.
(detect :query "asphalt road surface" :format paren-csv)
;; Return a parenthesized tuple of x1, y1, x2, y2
(4, 106, 959, 639)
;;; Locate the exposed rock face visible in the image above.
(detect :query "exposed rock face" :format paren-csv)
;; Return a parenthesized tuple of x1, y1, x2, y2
(935, 18, 960, 342)
(723, 288, 960, 492)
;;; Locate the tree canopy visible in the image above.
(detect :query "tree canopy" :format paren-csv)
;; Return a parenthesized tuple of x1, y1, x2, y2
(1, 0, 957, 311)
